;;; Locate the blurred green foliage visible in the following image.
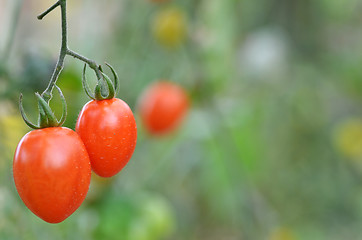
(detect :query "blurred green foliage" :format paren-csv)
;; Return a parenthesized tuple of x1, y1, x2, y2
(1, 0, 362, 239)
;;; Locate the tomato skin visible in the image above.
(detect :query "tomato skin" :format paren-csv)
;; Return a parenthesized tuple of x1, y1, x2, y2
(138, 81, 189, 135)
(13, 127, 91, 224)
(76, 98, 137, 178)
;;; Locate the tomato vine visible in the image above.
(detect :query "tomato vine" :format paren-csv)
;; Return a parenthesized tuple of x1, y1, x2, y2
(12, 0, 134, 223)
(20, 0, 119, 129)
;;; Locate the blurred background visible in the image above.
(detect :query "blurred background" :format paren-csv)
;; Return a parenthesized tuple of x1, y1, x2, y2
(1, 0, 362, 239)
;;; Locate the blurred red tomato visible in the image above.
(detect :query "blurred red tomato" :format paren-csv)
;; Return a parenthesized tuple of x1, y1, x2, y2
(13, 127, 91, 223)
(138, 81, 189, 135)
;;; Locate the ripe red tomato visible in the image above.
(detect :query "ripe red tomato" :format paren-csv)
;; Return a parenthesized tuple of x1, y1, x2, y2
(13, 127, 91, 224)
(76, 98, 137, 178)
(138, 81, 189, 135)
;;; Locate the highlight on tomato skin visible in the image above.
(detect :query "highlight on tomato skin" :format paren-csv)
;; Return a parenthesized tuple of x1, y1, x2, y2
(13, 127, 91, 224)
(138, 81, 189, 136)
(76, 98, 137, 178)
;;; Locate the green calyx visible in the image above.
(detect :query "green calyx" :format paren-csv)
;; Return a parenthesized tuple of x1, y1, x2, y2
(82, 62, 119, 100)
(19, 85, 67, 129)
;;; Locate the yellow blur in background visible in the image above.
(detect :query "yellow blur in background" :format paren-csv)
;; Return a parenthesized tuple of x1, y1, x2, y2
(334, 119, 362, 160)
(152, 7, 187, 48)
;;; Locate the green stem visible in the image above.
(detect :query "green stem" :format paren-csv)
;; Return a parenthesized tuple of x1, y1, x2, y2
(66, 49, 103, 80)
(40, 0, 103, 102)
(37, 0, 60, 20)
(41, 0, 68, 102)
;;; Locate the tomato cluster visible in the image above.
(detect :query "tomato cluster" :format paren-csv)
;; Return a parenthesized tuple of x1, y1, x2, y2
(13, 96, 137, 223)
(13, 78, 191, 223)
(12, 0, 190, 225)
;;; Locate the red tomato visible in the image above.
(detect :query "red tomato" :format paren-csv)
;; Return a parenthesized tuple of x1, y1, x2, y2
(76, 98, 137, 178)
(13, 127, 91, 224)
(138, 81, 189, 135)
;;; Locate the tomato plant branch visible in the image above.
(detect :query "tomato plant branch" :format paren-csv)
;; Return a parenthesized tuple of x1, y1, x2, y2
(37, 0, 60, 20)
(66, 49, 103, 80)
(20, 0, 116, 129)
(40, 0, 103, 102)
(40, 0, 67, 102)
